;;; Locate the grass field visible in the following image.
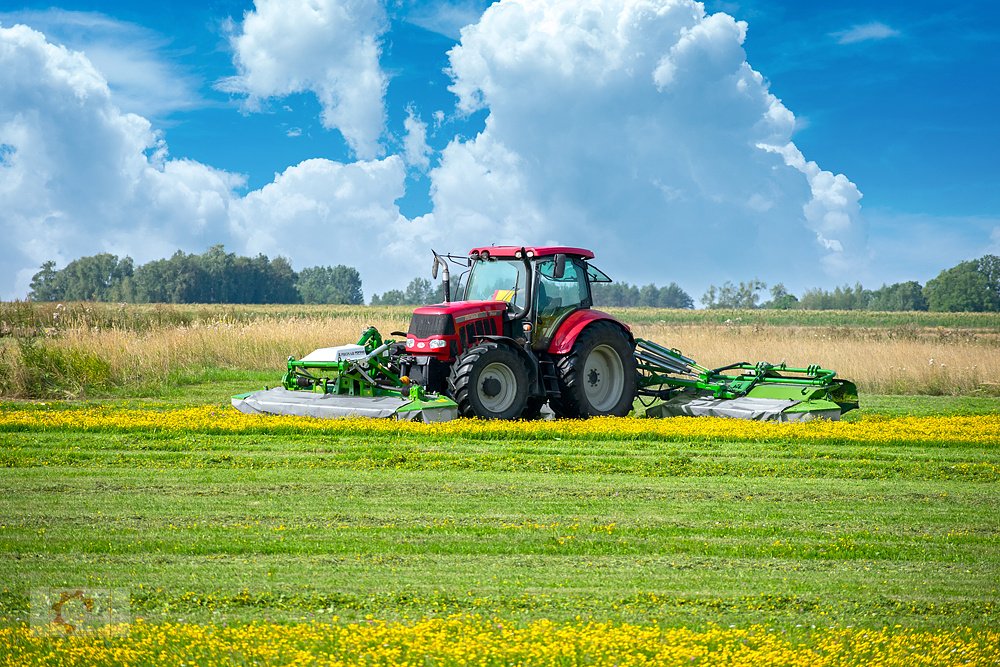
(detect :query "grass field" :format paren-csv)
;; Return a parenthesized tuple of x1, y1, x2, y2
(1, 303, 999, 664)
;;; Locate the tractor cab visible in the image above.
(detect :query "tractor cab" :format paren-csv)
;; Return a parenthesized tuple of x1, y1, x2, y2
(459, 246, 612, 350)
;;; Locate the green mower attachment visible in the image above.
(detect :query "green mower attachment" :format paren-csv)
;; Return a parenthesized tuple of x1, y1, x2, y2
(232, 326, 459, 422)
(634, 339, 858, 421)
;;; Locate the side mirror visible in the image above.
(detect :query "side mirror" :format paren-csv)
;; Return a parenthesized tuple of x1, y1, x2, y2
(553, 254, 566, 280)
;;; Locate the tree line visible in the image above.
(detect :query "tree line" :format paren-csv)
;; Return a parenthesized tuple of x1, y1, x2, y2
(29, 246, 364, 305)
(26, 248, 1000, 312)
(700, 255, 1000, 312)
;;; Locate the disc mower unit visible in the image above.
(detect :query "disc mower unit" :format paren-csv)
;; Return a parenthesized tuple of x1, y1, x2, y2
(634, 339, 858, 421)
(234, 245, 859, 422)
(232, 327, 459, 422)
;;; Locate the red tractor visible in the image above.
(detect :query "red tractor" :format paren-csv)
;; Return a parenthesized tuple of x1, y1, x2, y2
(402, 245, 637, 419)
(234, 245, 857, 423)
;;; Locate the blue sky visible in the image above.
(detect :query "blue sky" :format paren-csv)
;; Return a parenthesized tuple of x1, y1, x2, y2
(1, 0, 997, 302)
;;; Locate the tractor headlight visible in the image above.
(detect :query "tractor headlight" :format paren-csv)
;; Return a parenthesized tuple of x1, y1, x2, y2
(406, 338, 415, 348)
(526, 250, 535, 258)
(429, 339, 447, 349)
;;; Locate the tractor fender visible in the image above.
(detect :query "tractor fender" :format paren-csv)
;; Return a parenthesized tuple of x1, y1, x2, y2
(474, 334, 542, 395)
(546, 310, 633, 355)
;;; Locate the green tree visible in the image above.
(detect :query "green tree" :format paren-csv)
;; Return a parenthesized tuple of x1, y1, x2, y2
(798, 283, 870, 310)
(867, 281, 928, 311)
(371, 277, 447, 305)
(297, 265, 363, 305)
(371, 289, 405, 305)
(637, 284, 659, 307)
(657, 282, 694, 309)
(762, 283, 799, 310)
(404, 277, 435, 304)
(32, 254, 134, 301)
(28, 261, 63, 301)
(263, 256, 300, 304)
(122, 251, 205, 303)
(702, 279, 766, 309)
(923, 255, 1000, 312)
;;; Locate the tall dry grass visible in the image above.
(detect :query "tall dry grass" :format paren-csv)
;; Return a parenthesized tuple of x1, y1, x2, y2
(633, 323, 999, 396)
(1, 305, 998, 398)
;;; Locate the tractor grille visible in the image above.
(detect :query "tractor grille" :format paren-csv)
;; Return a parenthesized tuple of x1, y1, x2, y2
(408, 313, 455, 338)
(458, 317, 498, 350)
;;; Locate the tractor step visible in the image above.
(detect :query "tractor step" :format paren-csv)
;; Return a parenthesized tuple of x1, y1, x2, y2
(539, 359, 562, 399)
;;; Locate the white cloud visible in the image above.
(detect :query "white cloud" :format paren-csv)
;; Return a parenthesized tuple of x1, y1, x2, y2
(223, 0, 388, 159)
(399, 0, 487, 40)
(402, 106, 432, 170)
(833, 22, 900, 45)
(0, 24, 409, 299)
(230, 156, 410, 269)
(425, 0, 868, 295)
(0, 9, 201, 119)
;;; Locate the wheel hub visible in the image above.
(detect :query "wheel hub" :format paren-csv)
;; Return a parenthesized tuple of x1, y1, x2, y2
(477, 361, 519, 413)
(481, 377, 502, 397)
(583, 344, 625, 412)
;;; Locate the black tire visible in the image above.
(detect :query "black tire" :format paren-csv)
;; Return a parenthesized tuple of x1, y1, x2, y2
(550, 322, 636, 418)
(448, 342, 530, 419)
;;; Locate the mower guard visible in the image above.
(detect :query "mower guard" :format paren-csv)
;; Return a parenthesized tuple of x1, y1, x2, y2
(642, 392, 843, 421)
(232, 387, 459, 422)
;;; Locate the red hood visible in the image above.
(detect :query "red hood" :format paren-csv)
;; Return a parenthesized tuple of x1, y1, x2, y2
(412, 300, 507, 318)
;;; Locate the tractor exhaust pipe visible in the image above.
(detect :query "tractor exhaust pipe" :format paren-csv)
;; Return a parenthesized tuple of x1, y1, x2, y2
(431, 250, 451, 302)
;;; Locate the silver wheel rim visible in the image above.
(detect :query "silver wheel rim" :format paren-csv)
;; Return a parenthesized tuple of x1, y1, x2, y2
(478, 361, 518, 414)
(583, 344, 624, 412)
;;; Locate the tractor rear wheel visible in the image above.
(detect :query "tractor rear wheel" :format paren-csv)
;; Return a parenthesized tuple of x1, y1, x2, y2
(550, 322, 636, 418)
(448, 342, 530, 419)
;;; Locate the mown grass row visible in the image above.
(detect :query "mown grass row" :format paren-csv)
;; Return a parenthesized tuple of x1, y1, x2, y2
(2, 429, 998, 482)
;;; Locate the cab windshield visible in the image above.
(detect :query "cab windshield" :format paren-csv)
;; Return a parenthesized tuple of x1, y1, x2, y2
(464, 259, 528, 311)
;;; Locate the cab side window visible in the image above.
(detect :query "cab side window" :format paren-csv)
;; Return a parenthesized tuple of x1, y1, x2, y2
(535, 258, 589, 344)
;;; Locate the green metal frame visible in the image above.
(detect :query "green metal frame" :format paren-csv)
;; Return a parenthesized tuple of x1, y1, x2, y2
(282, 327, 400, 396)
(280, 326, 452, 411)
(634, 338, 858, 414)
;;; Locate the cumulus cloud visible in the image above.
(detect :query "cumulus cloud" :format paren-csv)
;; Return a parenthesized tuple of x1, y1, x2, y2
(231, 156, 409, 267)
(402, 106, 432, 171)
(1, 1, 881, 302)
(0, 9, 201, 119)
(0, 24, 408, 299)
(419, 0, 868, 294)
(223, 0, 388, 159)
(833, 22, 900, 45)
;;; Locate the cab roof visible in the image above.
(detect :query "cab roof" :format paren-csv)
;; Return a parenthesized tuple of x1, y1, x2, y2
(468, 246, 595, 260)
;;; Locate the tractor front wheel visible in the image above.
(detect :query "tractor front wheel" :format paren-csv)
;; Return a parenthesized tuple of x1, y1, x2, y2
(550, 322, 636, 418)
(448, 342, 530, 419)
